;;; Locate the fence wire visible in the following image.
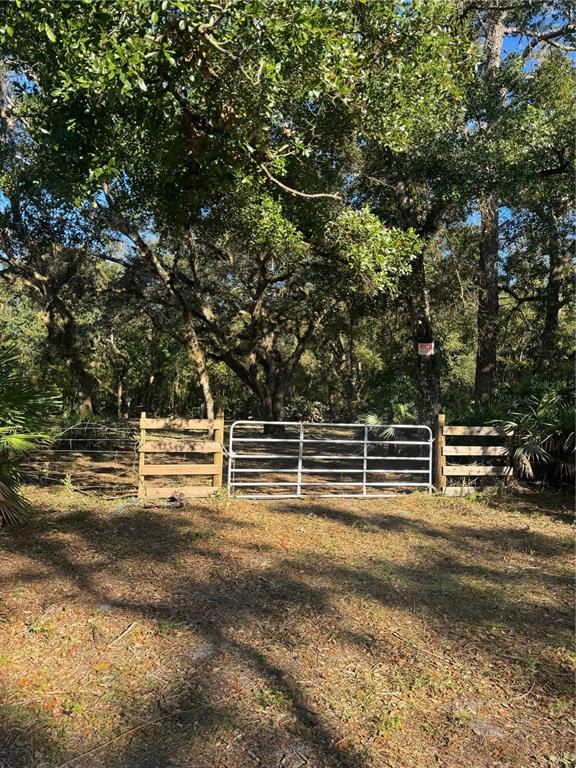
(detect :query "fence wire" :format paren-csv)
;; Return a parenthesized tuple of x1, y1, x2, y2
(22, 421, 139, 496)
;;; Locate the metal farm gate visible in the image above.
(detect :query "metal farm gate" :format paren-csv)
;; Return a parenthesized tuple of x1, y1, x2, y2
(227, 421, 433, 499)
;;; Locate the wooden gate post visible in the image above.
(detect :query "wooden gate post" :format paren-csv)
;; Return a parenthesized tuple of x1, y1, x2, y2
(434, 413, 446, 492)
(138, 411, 147, 499)
(212, 410, 224, 490)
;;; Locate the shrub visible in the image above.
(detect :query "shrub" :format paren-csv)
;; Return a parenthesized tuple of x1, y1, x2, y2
(492, 390, 575, 484)
(0, 347, 59, 524)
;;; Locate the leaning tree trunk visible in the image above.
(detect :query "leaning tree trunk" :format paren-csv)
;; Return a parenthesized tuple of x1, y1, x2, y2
(407, 250, 441, 425)
(474, 195, 499, 399)
(185, 318, 215, 419)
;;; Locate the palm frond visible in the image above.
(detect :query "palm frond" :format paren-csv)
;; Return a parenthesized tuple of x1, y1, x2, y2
(0, 431, 51, 452)
(0, 345, 59, 525)
(0, 465, 29, 525)
(492, 389, 575, 484)
(556, 460, 576, 481)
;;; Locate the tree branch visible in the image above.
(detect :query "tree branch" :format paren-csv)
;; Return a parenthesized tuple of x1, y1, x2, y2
(501, 286, 537, 303)
(259, 163, 341, 201)
(517, 23, 576, 59)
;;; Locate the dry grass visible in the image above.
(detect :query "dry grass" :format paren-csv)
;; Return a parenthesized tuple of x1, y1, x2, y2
(0, 487, 573, 768)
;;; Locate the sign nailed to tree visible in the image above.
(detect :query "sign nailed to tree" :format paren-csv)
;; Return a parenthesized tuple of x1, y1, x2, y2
(418, 342, 435, 356)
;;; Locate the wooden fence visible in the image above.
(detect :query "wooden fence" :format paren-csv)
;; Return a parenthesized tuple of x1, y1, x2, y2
(138, 412, 224, 499)
(434, 414, 512, 495)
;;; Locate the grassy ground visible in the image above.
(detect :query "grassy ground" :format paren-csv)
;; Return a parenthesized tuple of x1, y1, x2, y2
(0, 487, 573, 768)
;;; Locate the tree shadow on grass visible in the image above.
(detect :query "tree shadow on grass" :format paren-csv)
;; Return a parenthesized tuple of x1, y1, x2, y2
(3, 501, 246, 595)
(0, 676, 238, 768)
(287, 550, 573, 697)
(0, 684, 67, 768)
(0, 494, 573, 766)
(483, 489, 575, 525)
(264, 499, 573, 695)
(0, 500, 371, 768)
(277, 499, 572, 557)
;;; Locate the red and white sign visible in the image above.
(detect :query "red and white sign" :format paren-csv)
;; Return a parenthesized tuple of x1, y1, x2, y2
(417, 342, 435, 356)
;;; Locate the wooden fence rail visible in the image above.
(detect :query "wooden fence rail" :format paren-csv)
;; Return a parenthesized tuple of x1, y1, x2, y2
(138, 412, 224, 500)
(434, 414, 513, 495)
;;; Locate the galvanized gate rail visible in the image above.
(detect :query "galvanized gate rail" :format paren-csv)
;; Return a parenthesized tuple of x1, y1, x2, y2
(227, 421, 433, 499)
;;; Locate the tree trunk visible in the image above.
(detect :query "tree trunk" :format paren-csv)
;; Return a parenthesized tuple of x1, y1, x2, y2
(407, 251, 441, 425)
(47, 298, 98, 412)
(474, 195, 499, 399)
(343, 374, 359, 421)
(261, 355, 288, 433)
(116, 380, 123, 419)
(339, 325, 361, 421)
(271, 387, 285, 421)
(214, 316, 320, 429)
(474, 14, 505, 400)
(260, 389, 286, 428)
(538, 241, 566, 371)
(185, 318, 215, 419)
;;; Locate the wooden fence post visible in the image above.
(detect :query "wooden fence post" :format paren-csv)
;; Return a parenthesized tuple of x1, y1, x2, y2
(138, 411, 147, 499)
(213, 410, 224, 490)
(434, 413, 446, 492)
